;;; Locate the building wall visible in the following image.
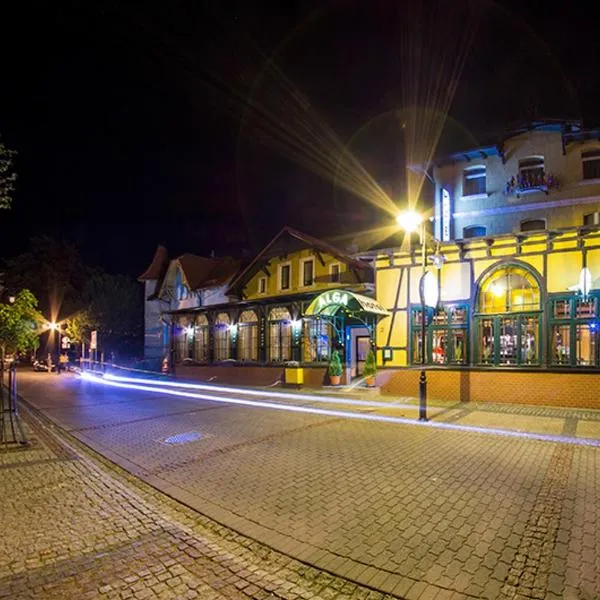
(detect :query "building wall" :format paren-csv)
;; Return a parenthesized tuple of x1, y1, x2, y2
(434, 130, 600, 240)
(142, 279, 165, 359)
(375, 227, 600, 368)
(244, 248, 355, 301)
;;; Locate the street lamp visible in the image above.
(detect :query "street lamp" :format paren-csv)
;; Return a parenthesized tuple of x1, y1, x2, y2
(397, 210, 444, 421)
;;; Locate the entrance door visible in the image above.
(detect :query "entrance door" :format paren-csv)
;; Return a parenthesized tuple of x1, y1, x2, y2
(356, 336, 370, 376)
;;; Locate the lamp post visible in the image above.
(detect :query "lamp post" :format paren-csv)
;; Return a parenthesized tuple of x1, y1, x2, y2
(396, 211, 444, 421)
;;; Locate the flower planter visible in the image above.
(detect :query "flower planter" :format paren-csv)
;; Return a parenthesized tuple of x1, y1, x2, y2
(365, 375, 376, 387)
(329, 375, 341, 386)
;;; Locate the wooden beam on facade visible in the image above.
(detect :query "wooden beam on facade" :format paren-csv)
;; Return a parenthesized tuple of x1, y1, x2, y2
(313, 250, 326, 267)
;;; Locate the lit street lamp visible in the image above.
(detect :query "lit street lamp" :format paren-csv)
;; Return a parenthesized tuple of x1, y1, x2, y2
(396, 210, 444, 421)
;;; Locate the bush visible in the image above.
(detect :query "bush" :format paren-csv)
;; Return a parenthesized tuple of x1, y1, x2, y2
(363, 349, 377, 378)
(328, 350, 343, 377)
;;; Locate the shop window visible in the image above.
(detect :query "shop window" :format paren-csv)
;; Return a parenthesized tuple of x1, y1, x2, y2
(268, 307, 292, 362)
(478, 265, 540, 314)
(520, 219, 546, 232)
(213, 313, 231, 361)
(582, 150, 600, 180)
(463, 166, 486, 197)
(550, 296, 599, 367)
(174, 323, 188, 362)
(303, 318, 331, 362)
(411, 304, 468, 365)
(237, 310, 258, 361)
(463, 225, 486, 239)
(478, 319, 495, 365)
(194, 314, 209, 361)
(476, 315, 539, 366)
(279, 264, 291, 291)
(330, 263, 341, 283)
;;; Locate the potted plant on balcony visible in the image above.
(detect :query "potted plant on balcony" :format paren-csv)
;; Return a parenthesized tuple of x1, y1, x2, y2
(363, 349, 377, 387)
(328, 350, 343, 386)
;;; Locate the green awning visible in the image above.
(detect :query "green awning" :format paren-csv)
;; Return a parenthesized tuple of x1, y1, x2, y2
(304, 289, 390, 317)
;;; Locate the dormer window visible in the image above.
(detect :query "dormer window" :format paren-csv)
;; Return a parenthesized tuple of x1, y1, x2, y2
(518, 156, 544, 188)
(582, 150, 600, 180)
(463, 166, 486, 197)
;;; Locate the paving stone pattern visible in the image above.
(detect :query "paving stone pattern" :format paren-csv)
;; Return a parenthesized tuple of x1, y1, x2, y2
(0, 409, 397, 600)
(15, 373, 600, 599)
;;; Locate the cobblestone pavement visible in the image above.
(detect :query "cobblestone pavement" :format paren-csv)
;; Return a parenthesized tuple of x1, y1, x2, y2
(0, 403, 394, 600)
(15, 371, 600, 599)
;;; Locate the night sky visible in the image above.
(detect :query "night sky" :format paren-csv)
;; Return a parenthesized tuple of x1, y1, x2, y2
(0, 0, 598, 277)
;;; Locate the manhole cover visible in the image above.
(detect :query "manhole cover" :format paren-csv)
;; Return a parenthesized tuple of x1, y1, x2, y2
(162, 431, 205, 445)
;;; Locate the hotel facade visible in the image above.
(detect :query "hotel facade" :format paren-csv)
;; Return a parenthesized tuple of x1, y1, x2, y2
(140, 120, 600, 406)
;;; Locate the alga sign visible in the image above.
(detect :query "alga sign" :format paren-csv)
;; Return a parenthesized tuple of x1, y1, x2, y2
(305, 289, 390, 317)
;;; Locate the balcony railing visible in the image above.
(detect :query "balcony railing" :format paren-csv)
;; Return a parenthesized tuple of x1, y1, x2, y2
(504, 171, 559, 196)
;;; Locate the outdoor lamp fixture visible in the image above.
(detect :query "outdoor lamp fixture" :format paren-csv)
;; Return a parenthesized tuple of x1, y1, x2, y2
(48, 322, 58, 331)
(184, 326, 195, 336)
(397, 210, 445, 421)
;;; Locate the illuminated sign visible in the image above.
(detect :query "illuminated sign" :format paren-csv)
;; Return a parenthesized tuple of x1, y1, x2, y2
(317, 291, 349, 311)
(442, 188, 451, 241)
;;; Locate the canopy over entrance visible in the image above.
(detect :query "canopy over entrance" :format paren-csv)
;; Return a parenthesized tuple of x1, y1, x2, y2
(304, 289, 390, 317)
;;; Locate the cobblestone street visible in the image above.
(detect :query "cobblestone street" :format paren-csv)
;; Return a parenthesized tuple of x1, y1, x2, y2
(0, 404, 391, 600)
(10, 371, 600, 599)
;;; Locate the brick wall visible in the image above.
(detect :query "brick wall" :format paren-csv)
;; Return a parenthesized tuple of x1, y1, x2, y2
(377, 368, 600, 409)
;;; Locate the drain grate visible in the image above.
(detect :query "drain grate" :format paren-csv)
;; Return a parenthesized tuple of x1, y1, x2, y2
(161, 431, 205, 445)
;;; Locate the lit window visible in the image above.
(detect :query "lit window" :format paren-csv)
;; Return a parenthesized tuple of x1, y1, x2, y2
(520, 219, 546, 232)
(303, 319, 331, 362)
(213, 313, 231, 361)
(463, 225, 486, 239)
(237, 310, 258, 361)
(268, 307, 292, 362)
(478, 266, 540, 314)
(463, 166, 486, 196)
(194, 314, 209, 361)
(582, 150, 600, 180)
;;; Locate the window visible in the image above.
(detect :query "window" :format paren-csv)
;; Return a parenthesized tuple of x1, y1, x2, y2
(520, 219, 546, 232)
(410, 304, 468, 365)
(194, 315, 209, 361)
(550, 296, 599, 367)
(301, 259, 314, 287)
(175, 269, 188, 301)
(258, 277, 267, 294)
(213, 313, 231, 361)
(582, 150, 600, 180)
(518, 156, 545, 189)
(463, 166, 486, 197)
(268, 307, 292, 362)
(330, 263, 341, 283)
(584, 212, 600, 226)
(237, 310, 258, 361)
(279, 264, 291, 290)
(174, 322, 189, 362)
(463, 225, 486, 239)
(303, 318, 332, 362)
(478, 266, 540, 314)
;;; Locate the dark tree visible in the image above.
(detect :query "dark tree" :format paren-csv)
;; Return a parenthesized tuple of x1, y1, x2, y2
(0, 137, 16, 210)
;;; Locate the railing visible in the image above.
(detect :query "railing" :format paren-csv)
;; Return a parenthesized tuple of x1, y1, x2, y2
(504, 172, 559, 196)
(0, 363, 28, 447)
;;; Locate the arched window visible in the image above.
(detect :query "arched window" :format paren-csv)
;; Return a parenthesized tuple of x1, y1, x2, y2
(520, 219, 546, 232)
(463, 225, 486, 239)
(238, 310, 258, 361)
(463, 165, 486, 196)
(268, 307, 292, 362)
(476, 265, 542, 366)
(175, 318, 193, 362)
(194, 314, 209, 362)
(213, 313, 231, 361)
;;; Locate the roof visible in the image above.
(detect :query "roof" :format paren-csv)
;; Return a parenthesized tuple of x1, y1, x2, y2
(226, 226, 372, 295)
(138, 245, 168, 280)
(177, 254, 241, 291)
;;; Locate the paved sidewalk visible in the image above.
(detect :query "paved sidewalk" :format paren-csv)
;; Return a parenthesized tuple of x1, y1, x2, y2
(0, 403, 393, 600)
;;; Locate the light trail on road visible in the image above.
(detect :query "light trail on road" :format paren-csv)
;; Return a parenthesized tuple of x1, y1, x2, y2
(80, 371, 600, 448)
(102, 372, 418, 411)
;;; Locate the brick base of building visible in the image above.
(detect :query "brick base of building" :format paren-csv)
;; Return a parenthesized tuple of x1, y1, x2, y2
(174, 364, 332, 387)
(377, 368, 600, 409)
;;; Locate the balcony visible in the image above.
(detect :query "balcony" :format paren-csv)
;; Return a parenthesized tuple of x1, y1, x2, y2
(504, 171, 559, 198)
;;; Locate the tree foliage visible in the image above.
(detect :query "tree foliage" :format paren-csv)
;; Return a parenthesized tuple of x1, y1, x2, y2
(0, 137, 16, 210)
(0, 290, 44, 360)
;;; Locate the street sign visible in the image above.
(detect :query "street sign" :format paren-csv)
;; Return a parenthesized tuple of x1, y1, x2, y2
(90, 330, 97, 351)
